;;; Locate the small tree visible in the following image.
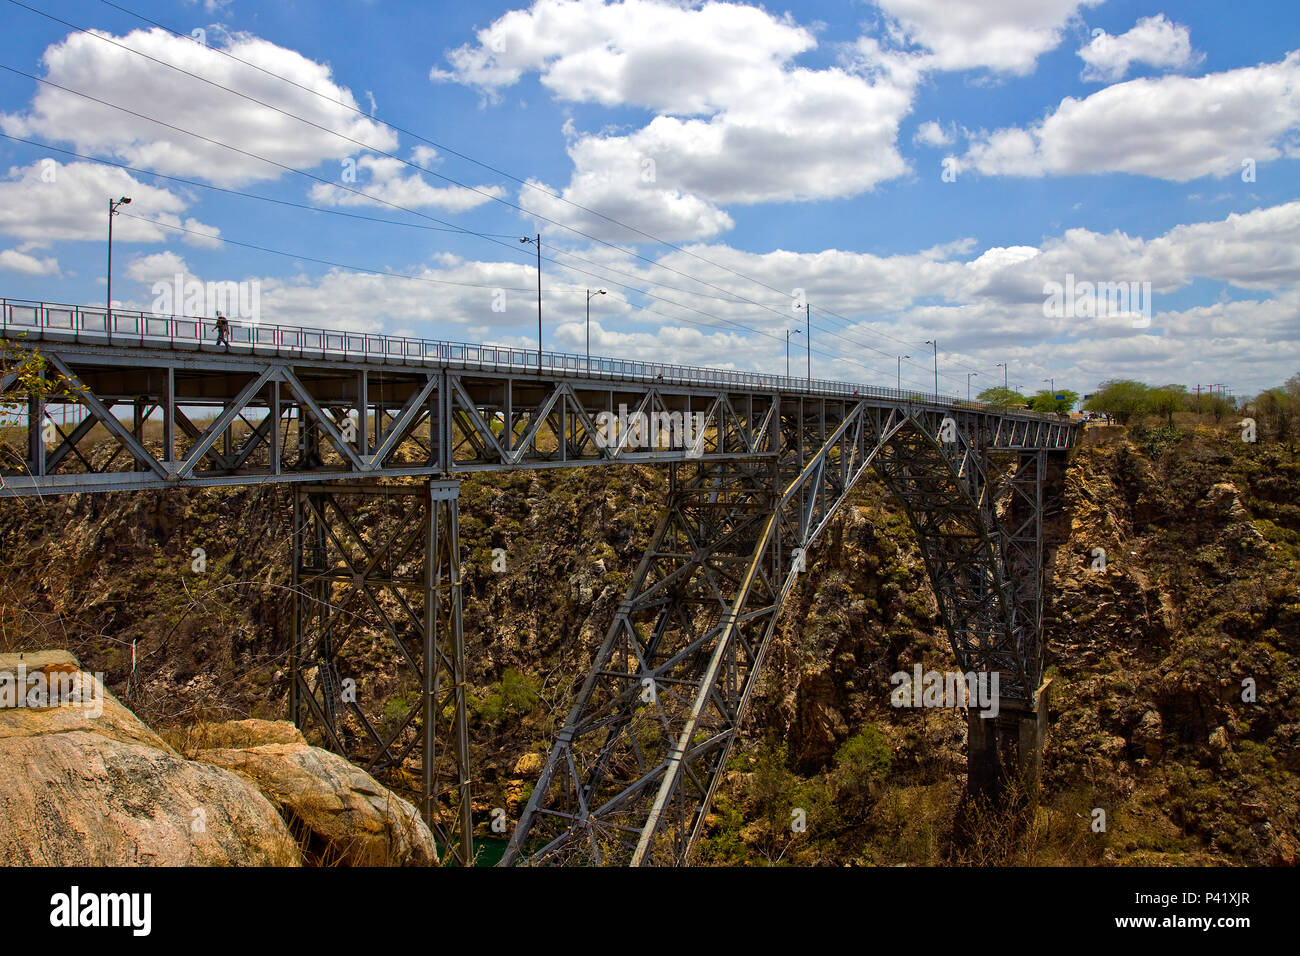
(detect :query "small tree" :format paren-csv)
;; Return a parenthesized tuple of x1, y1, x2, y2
(0, 342, 82, 468)
(1148, 384, 1188, 426)
(976, 386, 1028, 407)
(1083, 379, 1150, 425)
(1029, 389, 1079, 415)
(831, 725, 891, 818)
(748, 737, 802, 862)
(1, 342, 52, 417)
(1207, 392, 1235, 424)
(1254, 388, 1299, 450)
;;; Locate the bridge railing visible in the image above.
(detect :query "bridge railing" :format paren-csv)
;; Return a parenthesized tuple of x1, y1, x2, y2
(0, 298, 1069, 422)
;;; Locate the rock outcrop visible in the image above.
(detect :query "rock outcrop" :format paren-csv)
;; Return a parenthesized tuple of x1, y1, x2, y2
(0, 650, 300, 866)
(185, 719, 438, 866)
(0, 654, 437, 866)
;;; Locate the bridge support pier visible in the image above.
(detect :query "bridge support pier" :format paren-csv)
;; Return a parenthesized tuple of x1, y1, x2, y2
(290, 479, 472, 865)
(504, 400, 888, 866)
(966, 679, 1050, 804)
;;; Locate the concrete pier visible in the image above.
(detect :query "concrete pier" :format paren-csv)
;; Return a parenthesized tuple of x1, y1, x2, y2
(967, 679, 1051, 804)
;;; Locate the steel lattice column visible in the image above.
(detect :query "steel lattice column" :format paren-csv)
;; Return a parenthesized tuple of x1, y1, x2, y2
(872, 412, 1037, 701)
(503, 401, 893, 866)
(964, 448, 1068, 798)
(871, 415, 1059, 799)
(290, 479, 472, 865)
(507, 405, 1067, 865)
(1000, 450, 1047, 691)
(500, 460, 776, 866)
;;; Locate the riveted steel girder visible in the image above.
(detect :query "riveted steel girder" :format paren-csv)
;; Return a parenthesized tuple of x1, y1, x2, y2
(0, 343, 794, 494)
(506, 402, 1070, 865)
(0, 328, 1072, 496)
(503, 399, 905, 866)
(291, 480, 472, 865)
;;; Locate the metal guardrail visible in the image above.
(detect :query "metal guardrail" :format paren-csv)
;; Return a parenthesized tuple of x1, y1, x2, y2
(0, 297, 1070, 422)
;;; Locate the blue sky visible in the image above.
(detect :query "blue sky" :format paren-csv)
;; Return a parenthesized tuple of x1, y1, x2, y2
(1, 0, 1297, 398)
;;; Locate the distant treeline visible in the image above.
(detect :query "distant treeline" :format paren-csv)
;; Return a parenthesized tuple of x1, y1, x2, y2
(977, 374, 1300, 445)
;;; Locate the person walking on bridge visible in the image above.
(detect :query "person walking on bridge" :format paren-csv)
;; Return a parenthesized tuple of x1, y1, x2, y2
(215, 311, 230, 350)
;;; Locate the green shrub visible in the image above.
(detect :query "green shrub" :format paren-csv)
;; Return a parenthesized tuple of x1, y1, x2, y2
(832, 724, 891, 817)
(1130, 423, 1183, 459)
(473, 667, 541, 726)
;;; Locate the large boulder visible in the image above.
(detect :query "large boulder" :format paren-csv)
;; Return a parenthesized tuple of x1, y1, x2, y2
(164, 717, 308, 752)
(0, 651, 300, 866)
(190, 721, 438, 866)
(0, 649, 171, 752)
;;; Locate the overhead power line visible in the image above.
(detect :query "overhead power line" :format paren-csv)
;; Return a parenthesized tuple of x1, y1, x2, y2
(36, 0, 958, 378)
(0, 84, 938, 385)
(0, 132, 520, 240)
(0, 3, 970, 388)
(115, 210, 532, 291)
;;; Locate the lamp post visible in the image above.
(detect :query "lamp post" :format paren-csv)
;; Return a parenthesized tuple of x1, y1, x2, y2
(800, 302, 811, 381)
(924, 339, 938, 399)
(897, 354, 909, 392)
(995, 362, 1008, 391)
(967, 371, 978, 402)
(521, 234, 542, 373)
(585, 288, 605, 367)
(107, 196, 131, 325)
(786, 328, 802, 377)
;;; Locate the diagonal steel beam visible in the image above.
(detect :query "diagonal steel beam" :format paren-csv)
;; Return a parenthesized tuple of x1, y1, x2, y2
(174, 367, 276, 478)
(281, 367, 366, 472)
(44, 354, 167, 479)
(506, 402, 891, 866)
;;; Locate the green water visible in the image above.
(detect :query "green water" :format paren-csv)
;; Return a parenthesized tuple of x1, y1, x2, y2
(434, 836, 508, 867)
(473, 837, 508, 867)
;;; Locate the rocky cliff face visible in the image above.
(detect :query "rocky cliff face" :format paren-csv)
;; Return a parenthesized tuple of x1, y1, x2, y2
(1038, 431, 1299, 865)
(705, 427, 1298, 866)
(0, 425, 1295, 865)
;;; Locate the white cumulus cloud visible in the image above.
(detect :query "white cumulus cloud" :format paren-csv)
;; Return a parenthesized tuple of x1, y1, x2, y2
(873, 0, 1104, 75)
(0, 247, 60, 276)
(0, 159, 221, 247)
(1078, 14, 1202, 83)
(965, 52, 1300, 181)
(308, 155, 505, 212)
(2, 28, 397, 187)
(914, 120, 953, 147)
(435, 0, 918, 241)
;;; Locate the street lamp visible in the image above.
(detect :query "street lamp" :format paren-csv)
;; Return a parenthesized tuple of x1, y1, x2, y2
(995, 362, 1008, 390)
(520, 234, 542, 373)
(924, 340, 938, 398)
(799, 302, 811, 381)
(786, 328, 803, 378)
(585, 288, 605, 367)
(107, 196, 131, 325)
(897, 354, 909, 392)
(967, 371, 978, 402)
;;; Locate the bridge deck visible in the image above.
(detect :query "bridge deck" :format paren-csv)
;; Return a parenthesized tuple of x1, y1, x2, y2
(1, 298, 1079, 495)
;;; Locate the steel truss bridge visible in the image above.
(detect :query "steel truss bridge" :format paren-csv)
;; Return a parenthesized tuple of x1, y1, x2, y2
(0, 298, 1079, 866)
